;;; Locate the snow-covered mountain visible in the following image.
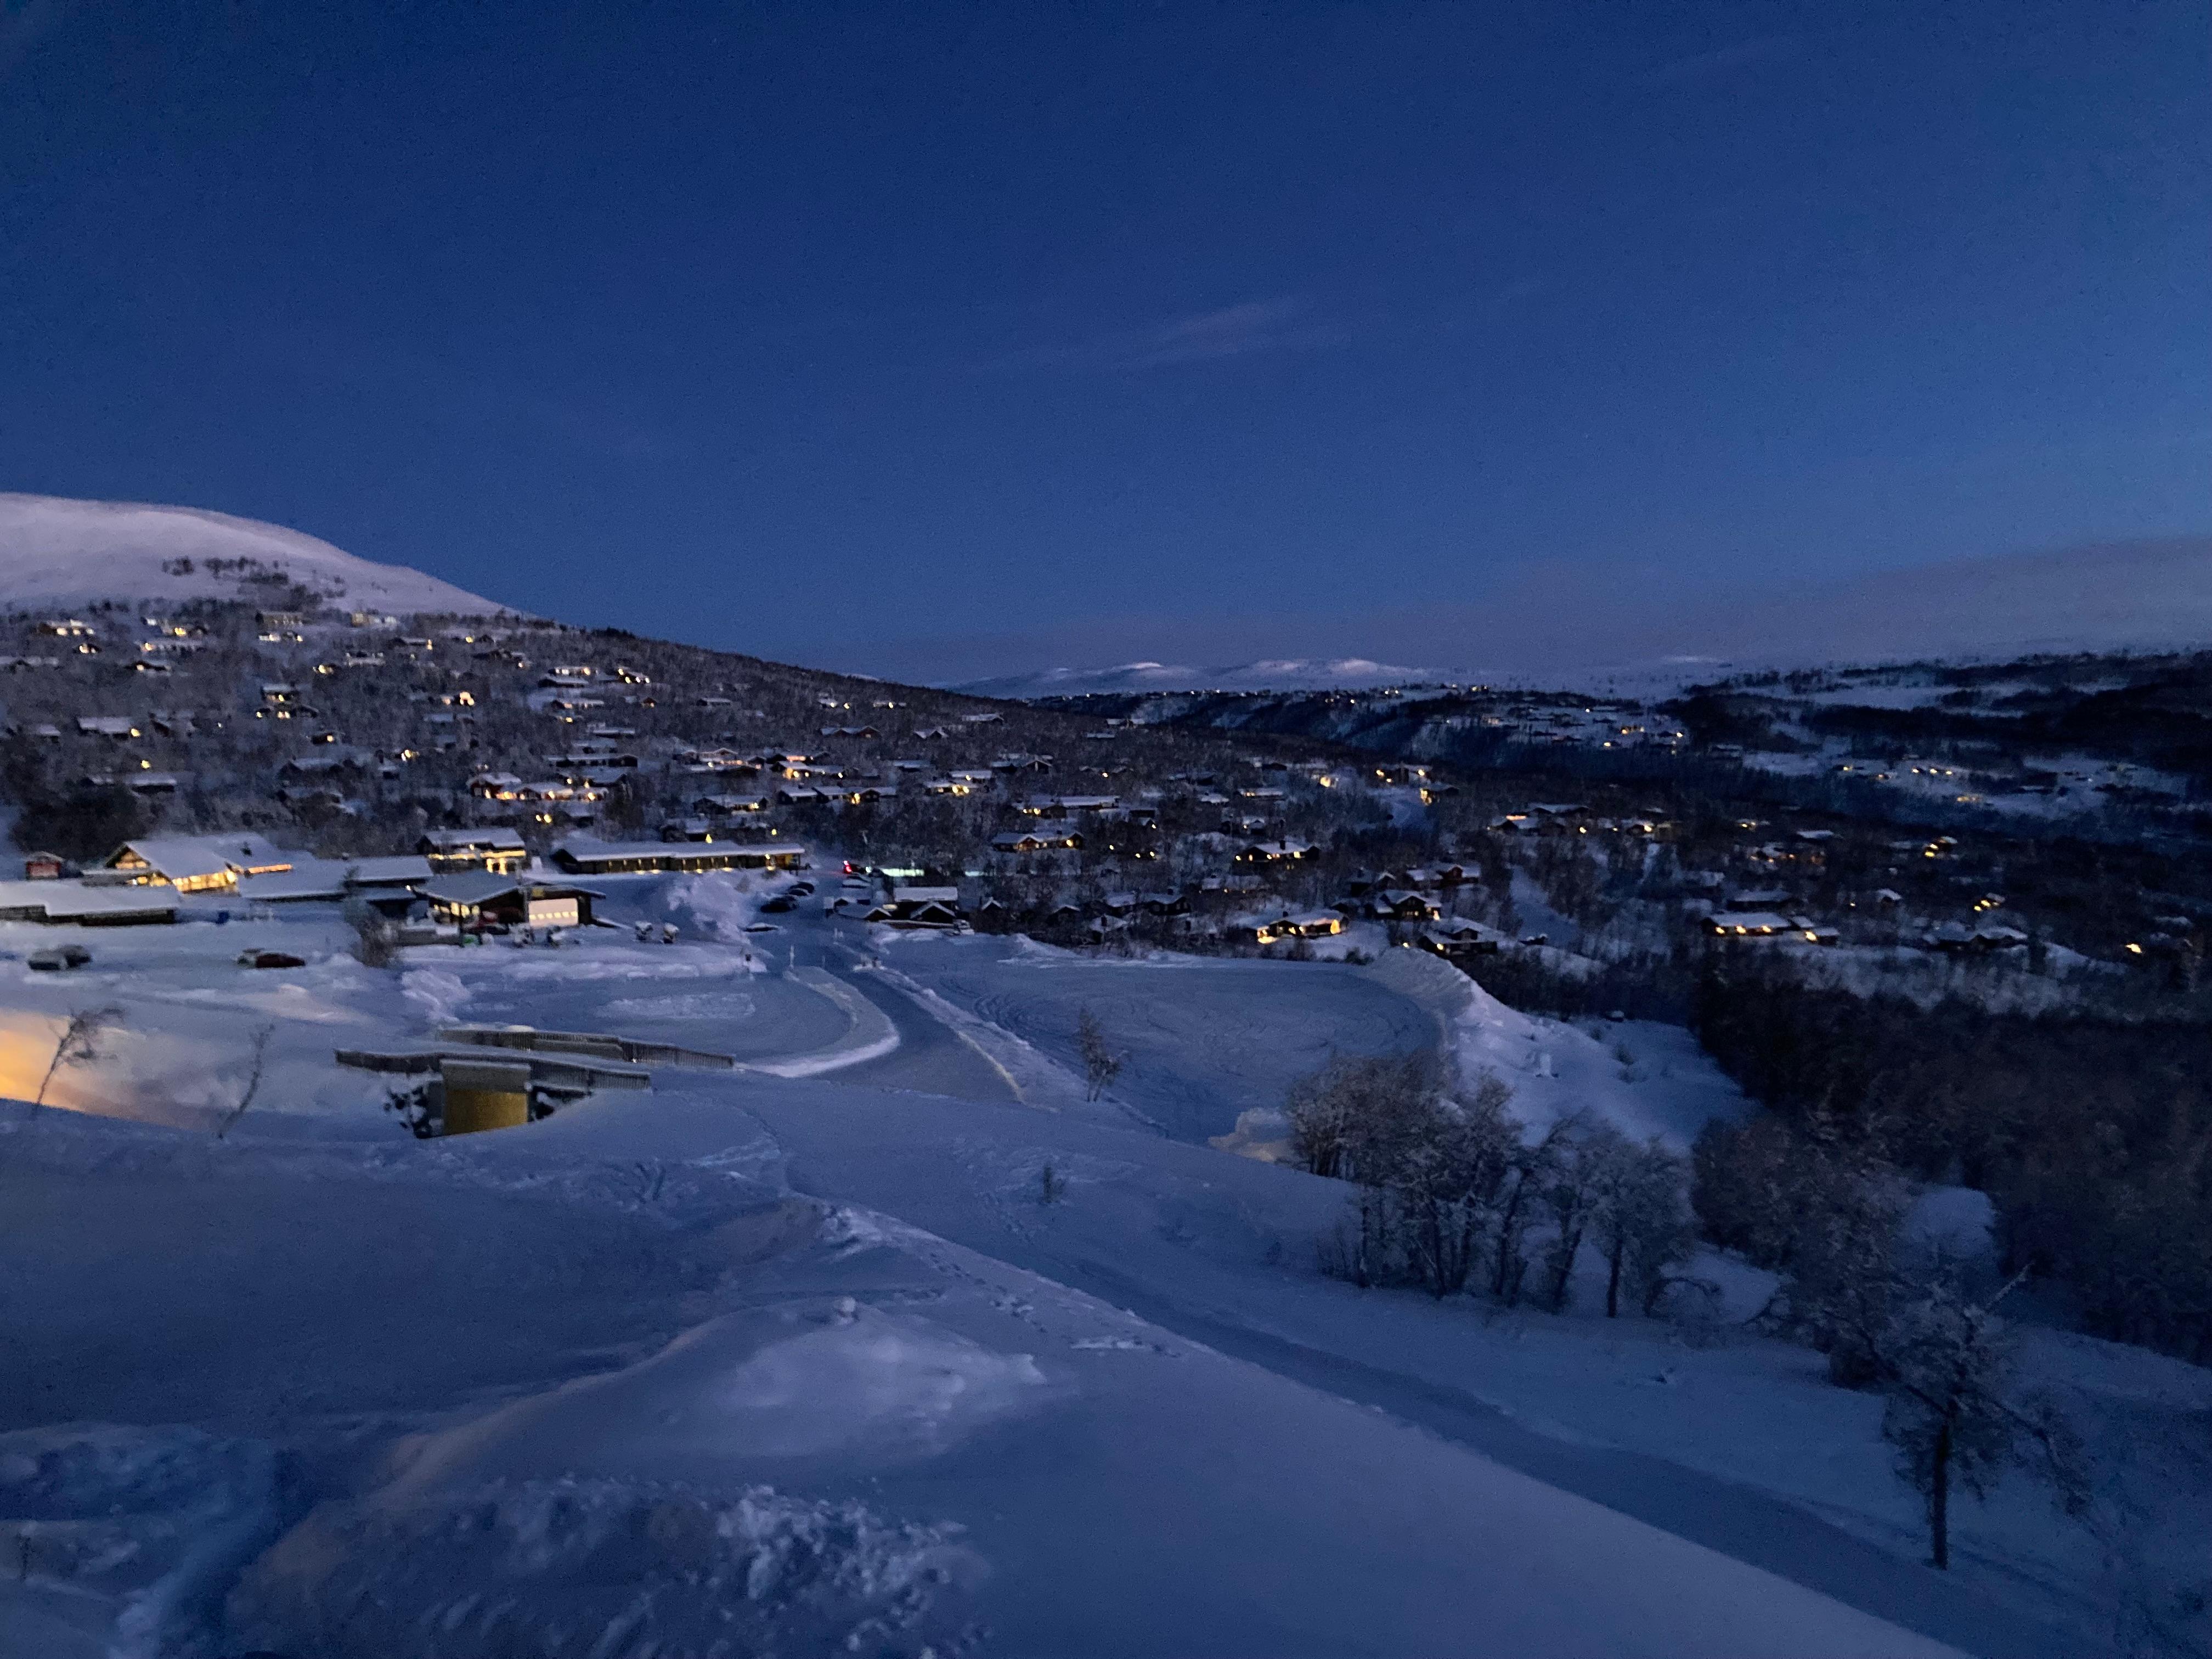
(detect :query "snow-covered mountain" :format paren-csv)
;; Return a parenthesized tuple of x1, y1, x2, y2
(951, 538, 2212, 698)
(0, 493, 506, 615)
(956, 657, 1436, 697)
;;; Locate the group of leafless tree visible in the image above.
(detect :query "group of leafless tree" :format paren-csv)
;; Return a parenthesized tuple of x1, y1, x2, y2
(1292, 1057, 2092, 1573)
(1290, 1053, 1696, 1317)
(1694, 1114, 2089, 1571)
(1694, 962, 2212, 1367)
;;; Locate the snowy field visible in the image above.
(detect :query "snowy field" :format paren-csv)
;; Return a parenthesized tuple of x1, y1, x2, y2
(0, 873, 2203, 1657)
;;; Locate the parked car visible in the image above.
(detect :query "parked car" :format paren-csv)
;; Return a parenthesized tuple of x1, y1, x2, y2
(238, 949, 308, 969)
(27, 944, 92, 972)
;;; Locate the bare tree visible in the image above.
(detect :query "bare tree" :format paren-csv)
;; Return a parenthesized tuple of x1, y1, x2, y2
(215, 1023, 276, 1139)
(1593, 1136, 1697, 1318)
(342, 893, 397, 968)
(1397, 1073, 1518, 1299)
(1074, 1007, 1124, 1101)
(1490, 1115, 1578, 1306)
(1286, 1052, 1442, 1182)
(1541, 1123, 1617, 1311)
(1879, 1271, 2029, 1570)
(31, 1005, 122, 1114)
(1786, 1158, 1909, 1386)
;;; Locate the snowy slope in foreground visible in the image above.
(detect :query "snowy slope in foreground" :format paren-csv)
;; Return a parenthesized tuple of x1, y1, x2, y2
(956, 656, 1435, 697)
(0, 493, 506, 614)
(0, 1107, 1970, 1659)
(2, 888, 2193, 1656)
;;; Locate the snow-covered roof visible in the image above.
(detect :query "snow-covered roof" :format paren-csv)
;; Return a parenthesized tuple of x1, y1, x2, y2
(111, 838, 236, 883)
(421, 827, 527, 851)
(0, 879, 180, 921)
(422, 872, 602, 907)
(240, 862, 350, 902)
(346, 855, 436, 885)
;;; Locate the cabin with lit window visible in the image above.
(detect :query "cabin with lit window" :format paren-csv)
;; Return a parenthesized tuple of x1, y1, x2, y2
(1421, 919, 1506, 958)
(417, 827, 529, 875)
(1234, 839, 1318, 865)
(422, 873, 603, 932)
(862, 887, 967, 930)
(1373, 889, 1442, 922)
(551, 837, 807, 876)
(104, 834, 293, 894)
(991, 829, 1083, 855)
(1250, 910, 1345, 945)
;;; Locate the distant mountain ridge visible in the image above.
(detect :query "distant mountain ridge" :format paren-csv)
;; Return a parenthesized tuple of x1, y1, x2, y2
(956, 657, 1436, 698)
(952, 538, 2212, 697)
(0, 494, 506, 615)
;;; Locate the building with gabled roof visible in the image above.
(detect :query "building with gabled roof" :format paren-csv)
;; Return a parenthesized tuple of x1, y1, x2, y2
(418, 827, 529, 874)
(104, 834, 294, 893)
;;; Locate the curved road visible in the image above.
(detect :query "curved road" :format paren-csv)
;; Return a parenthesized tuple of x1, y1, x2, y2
(773, 922, 1018, 1103)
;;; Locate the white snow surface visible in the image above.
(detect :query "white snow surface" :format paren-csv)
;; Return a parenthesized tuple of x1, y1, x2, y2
(0, 888, 2202, 1658)
(0, 493, 506, 614)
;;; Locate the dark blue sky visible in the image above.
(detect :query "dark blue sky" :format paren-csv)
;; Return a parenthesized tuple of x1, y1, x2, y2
(3, 1, 2205, 677)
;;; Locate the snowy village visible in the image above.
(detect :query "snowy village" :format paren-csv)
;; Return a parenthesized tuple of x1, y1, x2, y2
(0, 501, 2207, 1658)
(4, 7, 2211, 1658)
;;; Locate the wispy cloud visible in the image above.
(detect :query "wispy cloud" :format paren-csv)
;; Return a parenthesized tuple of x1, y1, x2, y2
(991, 296, 1342, 374)
(1648, 34, 1803, 85)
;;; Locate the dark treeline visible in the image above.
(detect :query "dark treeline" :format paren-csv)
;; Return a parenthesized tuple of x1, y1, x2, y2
(1691, 958, 2212, 1364)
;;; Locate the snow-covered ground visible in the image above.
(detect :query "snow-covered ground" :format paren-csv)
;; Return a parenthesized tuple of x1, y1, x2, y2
(0, 875, 2202, 1657)
(0, 493, 505, 614)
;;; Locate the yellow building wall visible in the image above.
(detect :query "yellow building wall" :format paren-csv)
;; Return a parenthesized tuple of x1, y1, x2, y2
(443, 1085, 531, 1135)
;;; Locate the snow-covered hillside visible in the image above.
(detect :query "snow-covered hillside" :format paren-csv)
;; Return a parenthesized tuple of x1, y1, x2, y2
(0, 494, 506, 615)
(957, 656, 1435, 697)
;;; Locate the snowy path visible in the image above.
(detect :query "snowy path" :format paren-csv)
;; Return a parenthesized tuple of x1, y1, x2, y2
(807, 961, 1021, 1102)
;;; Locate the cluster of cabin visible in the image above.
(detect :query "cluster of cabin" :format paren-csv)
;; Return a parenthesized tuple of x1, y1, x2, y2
(1, 825, 808, 944)
(8, 602, 2192, 979)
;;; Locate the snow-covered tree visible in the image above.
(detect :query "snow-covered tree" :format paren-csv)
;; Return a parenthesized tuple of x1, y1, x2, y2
(1878, 1273, 2020, 1570)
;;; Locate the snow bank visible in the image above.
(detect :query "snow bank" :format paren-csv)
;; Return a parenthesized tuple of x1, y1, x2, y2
(231, 1477, 980, 1659)
(0, 1424, 292, 1659)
